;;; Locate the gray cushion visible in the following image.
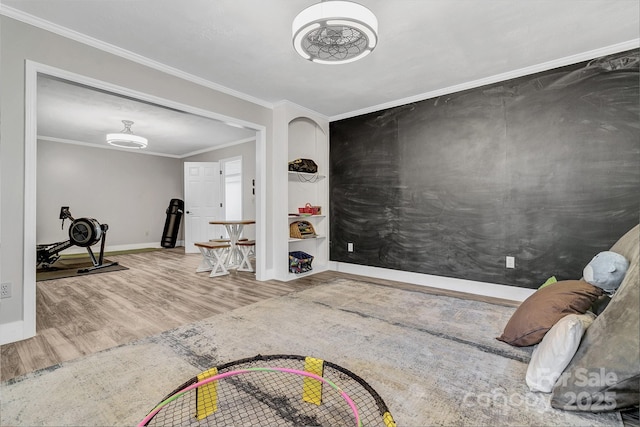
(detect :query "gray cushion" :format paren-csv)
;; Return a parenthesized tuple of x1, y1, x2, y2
(551, 224, 639, 412)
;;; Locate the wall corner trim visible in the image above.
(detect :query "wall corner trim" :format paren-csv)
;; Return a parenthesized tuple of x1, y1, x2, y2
(273, 100, 330, 123)
(0, 320, 28, 346)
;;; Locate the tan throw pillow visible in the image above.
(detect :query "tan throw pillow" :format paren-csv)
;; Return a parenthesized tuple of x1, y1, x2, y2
(496, 280, 603, 347)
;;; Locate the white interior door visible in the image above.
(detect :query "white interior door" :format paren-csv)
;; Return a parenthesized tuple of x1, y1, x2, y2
(184, 162, 223, 253)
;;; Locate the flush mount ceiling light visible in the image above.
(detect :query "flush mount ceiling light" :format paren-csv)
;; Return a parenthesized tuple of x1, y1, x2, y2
(292, 0, 378, 65)
(106, 120, 148, 149)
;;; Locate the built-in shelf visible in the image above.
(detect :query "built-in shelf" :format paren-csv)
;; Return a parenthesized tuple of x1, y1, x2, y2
(282, 113, 329, 282)
(288, 214, 326, 219)
(287, 263, 328, 280)
(288, 171, 326, 182)
(288, 235, 327, 243)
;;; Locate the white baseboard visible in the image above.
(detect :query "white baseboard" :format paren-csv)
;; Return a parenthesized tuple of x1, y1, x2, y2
(0, 320, 30, 345)
(330, 262, 535, 302)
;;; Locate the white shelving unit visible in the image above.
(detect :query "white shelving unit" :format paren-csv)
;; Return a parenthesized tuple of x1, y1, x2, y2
(286, 117, 329, 280)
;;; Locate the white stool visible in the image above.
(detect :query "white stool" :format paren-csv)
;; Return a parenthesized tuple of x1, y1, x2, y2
(239, 238, 256, 256)
(236, 240, 255, 272)
(195, 242, 231, 277)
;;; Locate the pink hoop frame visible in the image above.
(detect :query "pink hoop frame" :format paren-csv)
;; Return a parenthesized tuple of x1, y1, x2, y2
(138, 366, 361, 427)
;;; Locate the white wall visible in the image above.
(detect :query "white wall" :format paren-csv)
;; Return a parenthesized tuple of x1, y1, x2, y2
(0, 15, 274, 340)
(37, 140, 183, 250)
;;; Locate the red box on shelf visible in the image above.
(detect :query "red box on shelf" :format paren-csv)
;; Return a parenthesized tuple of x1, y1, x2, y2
(298, 203, 321, 215)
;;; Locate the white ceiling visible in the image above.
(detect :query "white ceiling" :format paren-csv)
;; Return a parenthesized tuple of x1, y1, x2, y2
(37, 75, 256, 158)
(2, 0, 639, 156)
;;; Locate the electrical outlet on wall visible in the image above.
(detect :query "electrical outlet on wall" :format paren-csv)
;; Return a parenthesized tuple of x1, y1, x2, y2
(347, 242, 354, 252)
(506, 256, 515, 269)
(1, 283, 11, 299)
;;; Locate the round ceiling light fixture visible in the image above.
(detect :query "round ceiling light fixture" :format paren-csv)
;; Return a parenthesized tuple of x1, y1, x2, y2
(106, 120, 148, 149)
(292, 1, 378, 65)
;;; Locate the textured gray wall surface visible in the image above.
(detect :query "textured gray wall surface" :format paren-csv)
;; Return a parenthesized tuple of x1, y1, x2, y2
(330, 50, 639, 288)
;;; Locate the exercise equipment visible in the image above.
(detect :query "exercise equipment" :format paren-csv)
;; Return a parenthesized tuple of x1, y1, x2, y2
(161, 199, 183, 248)
(36, 206, 118, 273)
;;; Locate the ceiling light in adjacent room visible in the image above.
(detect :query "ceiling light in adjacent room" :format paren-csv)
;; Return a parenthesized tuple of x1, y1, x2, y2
(292, 1, 378, 64)
(106, 120, 148, 149)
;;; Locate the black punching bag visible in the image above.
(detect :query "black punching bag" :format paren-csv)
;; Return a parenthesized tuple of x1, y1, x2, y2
(161, 199, 184, 248)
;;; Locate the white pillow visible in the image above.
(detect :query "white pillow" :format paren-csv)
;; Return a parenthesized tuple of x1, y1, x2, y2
(526, 312, 596, 393)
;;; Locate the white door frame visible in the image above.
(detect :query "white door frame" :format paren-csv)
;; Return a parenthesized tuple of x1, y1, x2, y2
(20, 60, 267, 342)
(220, 156, 244, 222)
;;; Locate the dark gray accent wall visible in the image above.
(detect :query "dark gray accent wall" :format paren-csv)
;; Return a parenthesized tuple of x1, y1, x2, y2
(330, 50, 639, 289)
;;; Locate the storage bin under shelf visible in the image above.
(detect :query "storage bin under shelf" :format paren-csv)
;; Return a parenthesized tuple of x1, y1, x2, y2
(286, 263, 328, 280)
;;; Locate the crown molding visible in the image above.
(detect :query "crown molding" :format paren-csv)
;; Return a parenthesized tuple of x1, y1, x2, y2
(330, 39, 640, 122)
(37, 135, 183, 158)
(179, 136, 256, 159)
(3, 5, 637, 125)
(273, 100, 330, 124)
(0, 5, 274, 110)
(37, 135, 256, 159)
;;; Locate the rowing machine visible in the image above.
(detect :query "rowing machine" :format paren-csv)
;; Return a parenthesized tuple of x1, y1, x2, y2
(36, 206, 118, 273)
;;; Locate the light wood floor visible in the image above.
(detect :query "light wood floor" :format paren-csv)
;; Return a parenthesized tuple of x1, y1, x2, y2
(0, 248, 343, 382)
(0, 248, 518, 383)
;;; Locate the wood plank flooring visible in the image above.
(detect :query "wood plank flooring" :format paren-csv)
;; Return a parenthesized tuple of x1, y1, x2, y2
(0, 248, 518, 382)
(0, 248, 342, 382)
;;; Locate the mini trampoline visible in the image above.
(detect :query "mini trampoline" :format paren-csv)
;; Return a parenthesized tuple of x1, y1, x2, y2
(139, 354, 396, 427)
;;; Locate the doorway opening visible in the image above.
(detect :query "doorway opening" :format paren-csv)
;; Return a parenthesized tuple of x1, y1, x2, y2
(22, 60, 268, 342)
(221, 156, 243, 222)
